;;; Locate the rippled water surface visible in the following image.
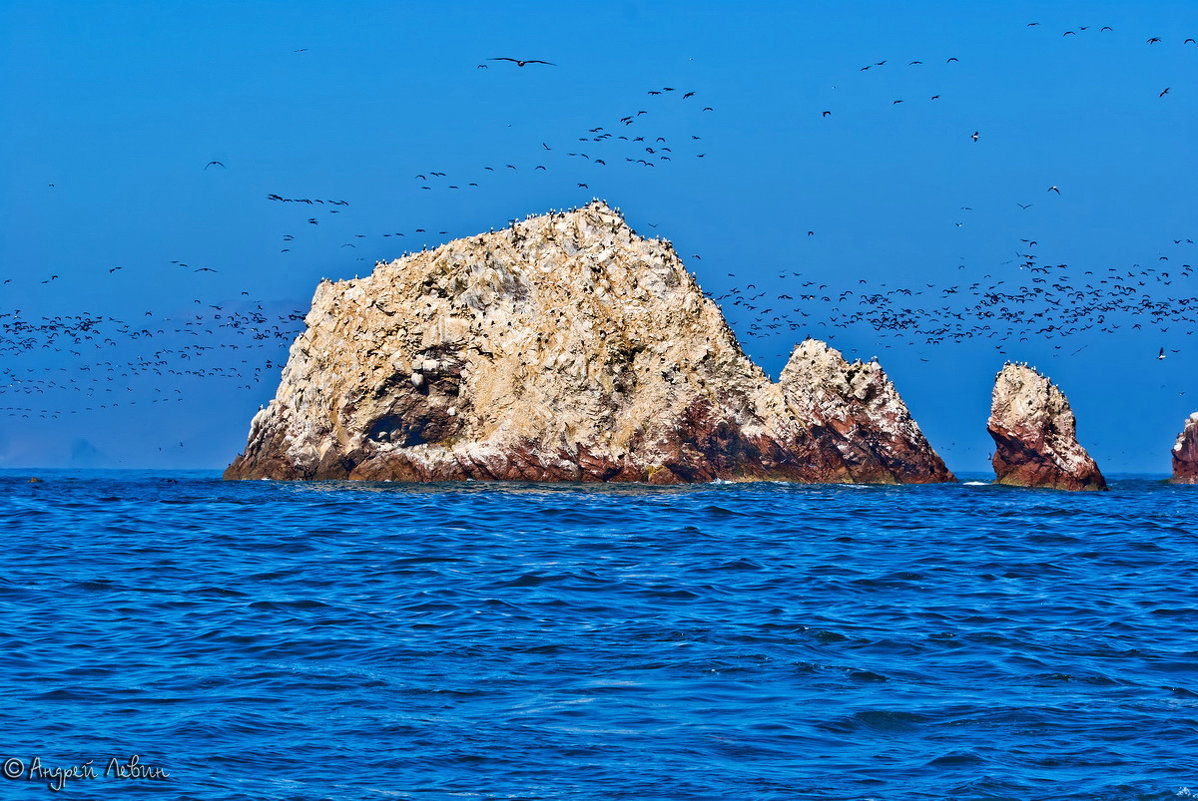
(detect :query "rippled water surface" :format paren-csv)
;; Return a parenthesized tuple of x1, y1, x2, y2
(1, 471, 1196, 800)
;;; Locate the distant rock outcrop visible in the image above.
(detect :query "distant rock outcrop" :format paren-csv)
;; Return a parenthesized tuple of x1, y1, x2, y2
(1170, 413, 1198, 484)
(224, 201, 953, 484)
(987, 363, 1106, 491)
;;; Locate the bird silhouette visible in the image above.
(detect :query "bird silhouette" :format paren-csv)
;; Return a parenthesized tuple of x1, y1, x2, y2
(489, 58, 555, 67)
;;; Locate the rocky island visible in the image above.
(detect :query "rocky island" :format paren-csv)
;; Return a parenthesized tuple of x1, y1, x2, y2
(224, 201, 953, 484)
(1170, 413, 1198, 484)
(987, 363, 1106, 491)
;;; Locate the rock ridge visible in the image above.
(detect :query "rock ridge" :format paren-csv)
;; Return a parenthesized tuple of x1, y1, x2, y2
(224, 200, 953, 484)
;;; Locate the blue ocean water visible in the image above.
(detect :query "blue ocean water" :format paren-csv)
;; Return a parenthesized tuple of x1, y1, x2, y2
(1, 471, 1196, 800)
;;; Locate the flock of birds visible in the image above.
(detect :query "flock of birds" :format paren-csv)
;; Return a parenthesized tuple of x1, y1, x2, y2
(2, 21, 1194, 431)
(404, 77, 714, 198)
(716, 234, 1195, 360)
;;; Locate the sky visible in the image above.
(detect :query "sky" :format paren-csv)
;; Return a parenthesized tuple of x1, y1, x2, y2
(1, 0, 1195, 473)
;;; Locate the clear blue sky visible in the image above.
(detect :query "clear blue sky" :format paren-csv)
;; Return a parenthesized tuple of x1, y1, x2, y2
(1, 1, 1195, 473)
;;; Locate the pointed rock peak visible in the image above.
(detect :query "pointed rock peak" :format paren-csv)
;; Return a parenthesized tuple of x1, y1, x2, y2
(784, 337, 841, 365)
(527, 198, 627, 230)
(580, 198, 618, 216)
(781, 338, 882, 383)
(996, 361, 1045, 382)
(988, 363, 1106, 491)
(778, 338, 953, 484)
(1170, 412, 1198, 484)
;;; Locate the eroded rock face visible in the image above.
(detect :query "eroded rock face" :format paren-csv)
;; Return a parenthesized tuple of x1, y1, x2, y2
(987, 363, 1106, 491)
(1170, 413, 1198, 484)
(224, 201, 952, 484)
(779, 340, 954, 484)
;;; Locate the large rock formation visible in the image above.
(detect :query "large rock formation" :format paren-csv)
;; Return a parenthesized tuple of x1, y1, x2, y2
(1170, 413, 1198, 483)
(987, 363, 1106, 491)
(224, 201, 953, 484)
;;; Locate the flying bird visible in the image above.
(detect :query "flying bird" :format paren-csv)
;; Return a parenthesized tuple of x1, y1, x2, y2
(203, 161, 225, 170)
(489, 57, 555, 66)
(1160, 87, 1170, 97)
(1048, 185, 1061, 194)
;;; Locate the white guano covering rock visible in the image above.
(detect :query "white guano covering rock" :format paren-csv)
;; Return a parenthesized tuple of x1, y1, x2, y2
(225, 201, 953, 484)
